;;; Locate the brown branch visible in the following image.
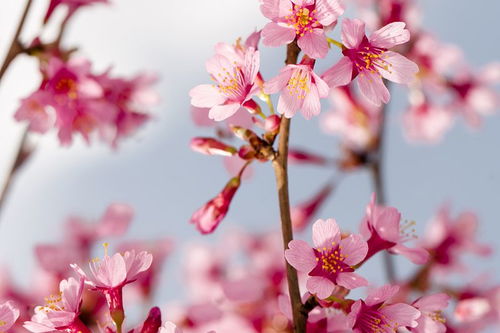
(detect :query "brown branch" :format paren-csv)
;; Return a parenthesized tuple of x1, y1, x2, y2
(0, 0, 33, 83)
(0, 129, 32, 216)
(369, 81, 396, 282)
(272, 40, 306, 333)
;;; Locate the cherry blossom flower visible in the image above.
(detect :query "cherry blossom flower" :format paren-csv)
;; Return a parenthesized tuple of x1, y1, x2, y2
(360, 194, 429, 264)
(285, 218, 369, 299)
(403, 93, 453, 144)
(447, 63, 499, 127)
(422, 205, 491, 272)
(260, 0, 344, 59)
(321, 86, 380, 150)
(159, 321, 183, 333)
(189, 48, 260, 121)
(347, 285, 421, 332)
(71, 248, 152, 328)
(24, 277, 89, 333)
(0, 301, 19, 332)
(264, 57, 329, 119)
(410, 293, 450, 333)
(322, 18, 418, 105)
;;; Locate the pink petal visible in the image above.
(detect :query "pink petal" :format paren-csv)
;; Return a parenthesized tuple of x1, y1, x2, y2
(301, 85, 321, 119)
(96, 203, 133, 238)
(378, 51, 419, 84)
(297, 29, 329, 59)
(389, 244, 429, 265)
(260, 0, 292, 20)
(365, 284, 399, 306)
(373, 206, 401, 242)
(369, 22, 410, 49)
(262, 22, 296, 47)
(277, 88, 302, 118)
(413, 293, 450, 312)
(285, 240, 317, 273)
(336, 272, 368, 289)
(356, 71, 390, 106)
(208, 103, 242, 121)
(379, 303, 421, 328)
(264, 68, 293, 94)
(205, 54, 233, 79)
(341, 18, 365, 49)
(322, 56, 353, 88)
(306, 276, 335, 299)
(311, 72, 330, 97)
(340, 234, 368, 265)
(243, 48, 260, 83)
(312, 218, 341, 249)
(315, 0, 344, 26)
(189, 84, 226, 108)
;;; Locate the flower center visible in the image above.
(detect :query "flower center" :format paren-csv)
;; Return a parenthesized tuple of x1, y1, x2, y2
(285, 6, 319, 37)
(344, 39, 392, 77)
(428, 310, 446, 324)
(212, 66, 245, 100)
(357, 306, 397, 333)
(286, 69, 310, 100)
(310, 242, 353, 279)
(40, 292, 65, 313)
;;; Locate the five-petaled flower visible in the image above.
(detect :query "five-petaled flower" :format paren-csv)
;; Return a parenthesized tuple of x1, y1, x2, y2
(322, 18, 419, 106)
(260, 0, 344, 59)
(285, 218, 369, 299)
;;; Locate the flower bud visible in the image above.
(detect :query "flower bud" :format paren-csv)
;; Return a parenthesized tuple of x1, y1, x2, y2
(288, 148, 328, 166)
(141, 307, 162, 333)
(190, 137, 237, 156)
(264, 115, 281, 134)
(191, 177, 241, 234)
(291, 183, 334, 231)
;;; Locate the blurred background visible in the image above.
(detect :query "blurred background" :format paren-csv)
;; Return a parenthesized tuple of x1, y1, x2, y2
(0, 0, 499, 312)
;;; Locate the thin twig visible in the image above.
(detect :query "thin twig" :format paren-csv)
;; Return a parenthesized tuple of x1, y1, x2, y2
(0, 129, 32, 216)
(0, 0, 33, 83)
(369, 81, 396, 282)
(272, 40, 306, 333)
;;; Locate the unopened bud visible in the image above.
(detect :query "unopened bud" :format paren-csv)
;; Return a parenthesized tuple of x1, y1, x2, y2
(190, 137, 237, 156)
(264, 115, 281, 134)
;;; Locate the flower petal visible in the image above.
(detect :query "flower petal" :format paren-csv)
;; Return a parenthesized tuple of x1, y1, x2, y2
(370, 22, 410, 48)
(341, 18, 365, 49)
(312, 218, 341, 249)
(356, 71, 390, 106)
(340, 234, 368, 266)
(378, 51, 419, 84)
(336, 272, 368, 289)
(189, 84, 226, 108)
(208, 103, 242, 121)
(285, 240, 317, 273)
(297, 29, 329, 59)
(306, 276, 335, 299)
(379, 303, 421, 328)
(262, 22, 296, 47)
(315, 0, 344, 26)
(322, 56, 353, 88)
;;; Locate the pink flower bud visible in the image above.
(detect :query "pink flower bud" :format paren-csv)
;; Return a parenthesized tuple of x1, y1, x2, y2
(238, 145, 256, 160)
(288, 148, 328, 166)
(264, 115, 281, 134)
(191, 177, 241, 234)
(242, 99, 262, 115)
(291, 183, 334, 231)
(190, 137, 237, 156)
(140, 307, 162, 333)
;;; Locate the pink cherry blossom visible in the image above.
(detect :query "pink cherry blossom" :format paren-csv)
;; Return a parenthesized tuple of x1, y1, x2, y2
(410, 293, 450, 333)
(264, 58, 329, 119)
(189, 47, 260, 121)
(422, 205, 491, 272)
(403, 94, 454, 144)
(24, 277, 89, 333)
(321, 86, 381, 150)
(285, 218, 369, 299)
(260, 0, 344, 59)
(0, 301, 19, 332)
(322, 19, 419, 105)
(360, 194, 429, 264)
(159, 321, 183, 333)
(71, 248, 152, 327)
(347, 285, 421, 332)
